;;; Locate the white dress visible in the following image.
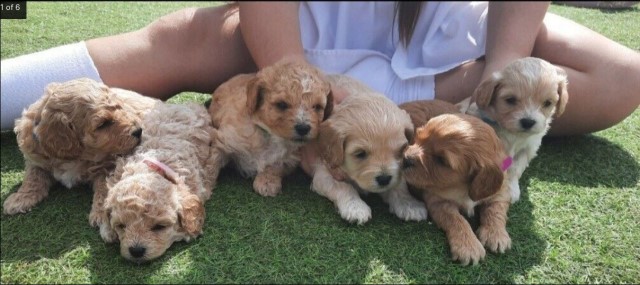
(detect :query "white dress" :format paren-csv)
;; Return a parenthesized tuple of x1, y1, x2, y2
(299, 1, 488, 104)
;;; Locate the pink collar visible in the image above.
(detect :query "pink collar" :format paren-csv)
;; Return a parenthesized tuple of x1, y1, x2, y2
(501, 156, 513, 171)
(143, 157, 178, 183)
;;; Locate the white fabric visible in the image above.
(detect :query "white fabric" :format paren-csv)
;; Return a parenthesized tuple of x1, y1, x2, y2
(299, 1, 489, 104)
(1, 41, 102, 130)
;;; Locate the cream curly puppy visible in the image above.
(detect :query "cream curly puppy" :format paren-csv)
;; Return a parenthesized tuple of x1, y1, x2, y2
(3, 78, 158, 227)
(458, 57, 569, 203)
(308, 74, 428, 225)
(208, 58, 333, 197)
(101, 102, 220, 263)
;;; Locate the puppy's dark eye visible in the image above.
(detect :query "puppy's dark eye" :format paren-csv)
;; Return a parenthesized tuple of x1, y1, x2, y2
(116, 224, 125, 230)
(434, 155, 448, 167)
(354, 150, 368, 160)
(275, 101, 290, 111)
(543, 100, 553, 108)
(402, 157, 415, 169)
(151, 224, 167, 232)
(313, 104, 324, 112)
(96, 119, 114, 130)
(505, 96, 517, 105)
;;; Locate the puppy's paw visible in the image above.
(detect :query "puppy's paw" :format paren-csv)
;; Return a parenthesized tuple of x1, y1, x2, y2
(88, 209, 107, 228)
(337, 198, 372, 225)
(2, 192, 38, 215)
(89, 209, 117, 243)
(389, 198, 428, 222)
(449, 233, 486, 266)
(99, 223, 118, 243)
(477, 225, 512, 254)
(509, 179, 521, 204)
(253, 174, 282, 197)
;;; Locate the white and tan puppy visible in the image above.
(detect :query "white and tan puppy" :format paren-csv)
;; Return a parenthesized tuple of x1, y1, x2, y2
(458, 57, 568, 203)
(308, 74, 428, 225)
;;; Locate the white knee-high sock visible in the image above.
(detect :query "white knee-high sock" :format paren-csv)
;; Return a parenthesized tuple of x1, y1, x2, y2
(1, 41, 102, 130)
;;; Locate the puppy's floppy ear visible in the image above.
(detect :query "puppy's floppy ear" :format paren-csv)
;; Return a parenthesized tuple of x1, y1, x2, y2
(474, 73, 502, 109)
(554, 67, 569, 117)
(177, 184, 205, 237)
(322, 88, 334, 121)
(317, 121, 344, 169)
(469, 162, 504, 201)
(405, 128, 415, 145)
(402, 111, 415, 143)
(246, 77, 265, 113)
(38, 111, 83, 159)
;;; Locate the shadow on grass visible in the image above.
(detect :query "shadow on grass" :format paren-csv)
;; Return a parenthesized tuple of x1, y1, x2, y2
(1, 182, 97, 261)
(1, 131, 24, 173)
(528, 134, 638, 188)
(89, 168, 545, 283)
(2, 158, 545, 283)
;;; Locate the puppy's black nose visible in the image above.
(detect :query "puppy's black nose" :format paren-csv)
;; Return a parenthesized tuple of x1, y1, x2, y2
(294, 123, 311, 136)
(132, 128, 143, 138)
(520, 118, 536, 130)
(375, 175, 393, 186)
(129, 246, 146, 258)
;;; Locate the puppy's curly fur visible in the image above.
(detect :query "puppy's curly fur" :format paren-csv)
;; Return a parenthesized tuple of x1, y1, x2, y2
(3, 78, 158, 223)
(208, 58, 333, 197)
(401, 100, 512, 266)
(102, 102, 220, 263)
(308, 74, 427, 225)
(458, 57, 569, 203)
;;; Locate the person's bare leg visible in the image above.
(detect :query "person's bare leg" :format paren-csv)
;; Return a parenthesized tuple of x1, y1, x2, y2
(87, 4, 257, 100)
(531, 13, 640, 136)
(435, 13, 640, 136)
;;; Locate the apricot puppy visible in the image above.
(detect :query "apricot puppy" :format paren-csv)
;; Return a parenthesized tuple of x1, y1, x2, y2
(208, 58, 332, 197)
(3, 78, 158, 228)
(401, 100, 513, 265)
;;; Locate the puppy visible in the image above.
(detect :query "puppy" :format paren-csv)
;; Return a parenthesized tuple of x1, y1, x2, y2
(399, 99, 461, 127)
(308, 74, 428, 225)
(457, 57, 568, 203)
(103, 102, 220, 263)
(3, 78, 158, 227)
(401, 101, 512, 265)
(208, 58, 333, 197)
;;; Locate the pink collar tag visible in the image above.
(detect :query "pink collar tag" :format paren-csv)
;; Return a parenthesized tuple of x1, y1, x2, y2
(501, 156, 513, 171)
(143, 157, 178, 183)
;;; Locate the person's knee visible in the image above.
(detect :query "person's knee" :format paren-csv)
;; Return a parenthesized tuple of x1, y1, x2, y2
(143, 7, 201, 50)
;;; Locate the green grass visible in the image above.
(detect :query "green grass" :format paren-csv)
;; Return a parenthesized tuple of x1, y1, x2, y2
(1, 2, 639, 284)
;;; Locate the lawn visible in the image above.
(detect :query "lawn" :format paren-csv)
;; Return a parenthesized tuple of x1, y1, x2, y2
(1, 2, 639, 284)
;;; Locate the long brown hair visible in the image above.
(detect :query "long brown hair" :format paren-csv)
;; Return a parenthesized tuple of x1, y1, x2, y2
(394, 2, 423, 48)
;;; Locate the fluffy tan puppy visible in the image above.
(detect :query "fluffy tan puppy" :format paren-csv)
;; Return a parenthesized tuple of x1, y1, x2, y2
(401, 100, 513, 266)
(103, 102, 220, 263)
(307, 74, 428, 225)
(208, 58, 333, 197)
(3, 78, 158, 228)
(457, 57, 569, 203)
